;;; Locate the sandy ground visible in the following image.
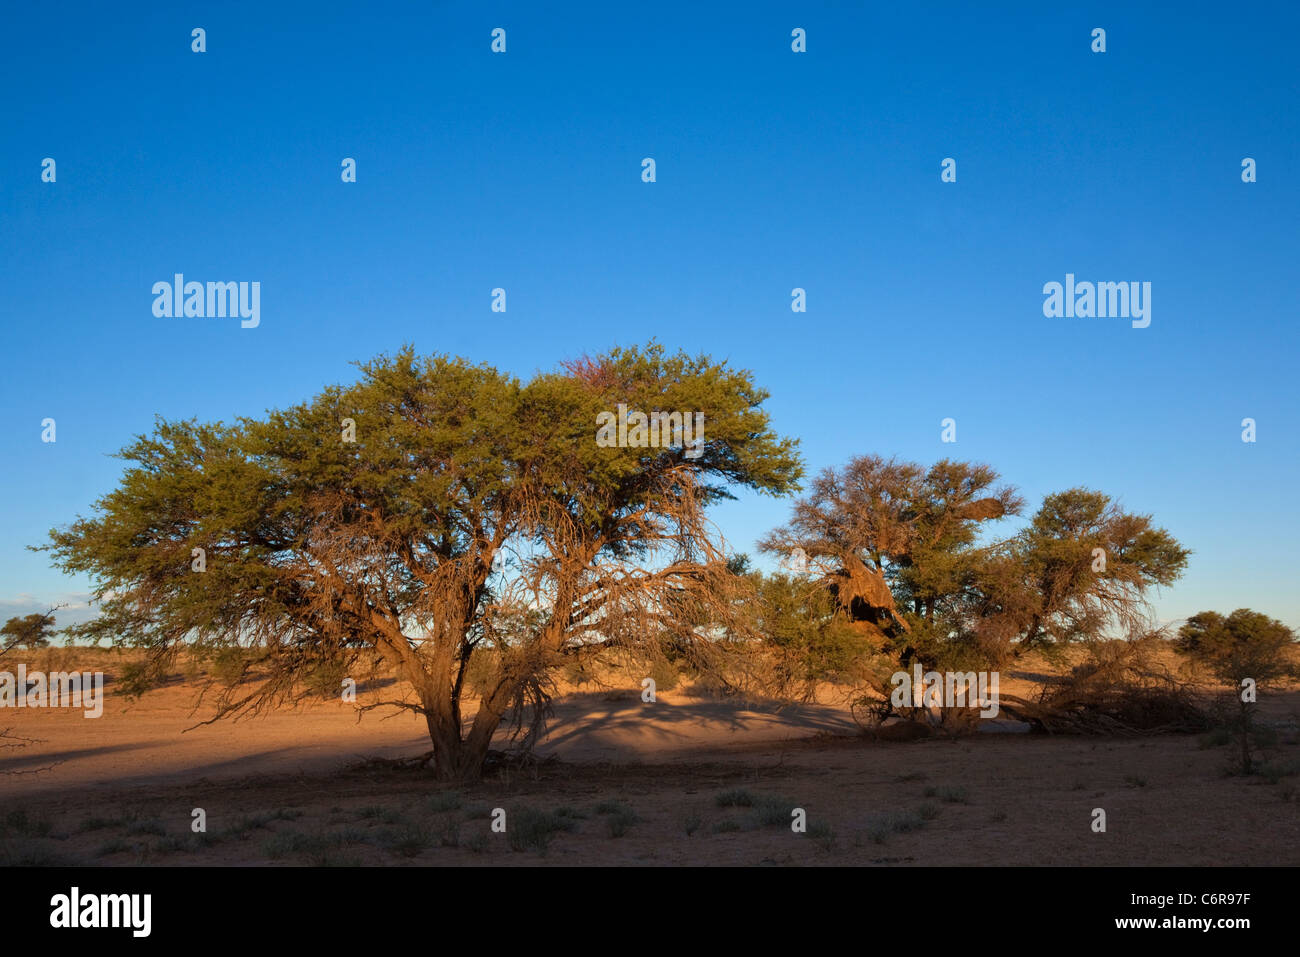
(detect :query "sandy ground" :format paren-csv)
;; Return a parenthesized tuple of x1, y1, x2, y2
(1, 653, 1298, 866)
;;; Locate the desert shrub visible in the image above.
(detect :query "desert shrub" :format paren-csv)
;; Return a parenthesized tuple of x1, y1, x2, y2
(426, 791, 463, 814)
(463, 648, 500, 699)
(118, 660, 161, 698)
(863, 810, 926, 843)
(646, 656, 681, 693)
(76, 815, 121, 833)
(210, 647, 257, 687)
(437, 819, 460, 848)
(356, 806, 400, 824)
(377, 823, 432, 858)
(2, 809, 53, 837)
(714, 789, 754, 808)
(806, 820, 835, 850)
(598, 802, 638, 837)
(1258, 759, 1300, 785)
(753, 572, 884, 701)
(508, 808, 575, 854)
(263, 830, 347, 860)
(302, 658, 350, 700)
(560, 655, 598, 689)
(924, 785, 969, 804)
(1199, 726, 1233, 749)
(997, 637, 1208, 735)
(125, 818, 165, 836)
(750, 795, 796, 828)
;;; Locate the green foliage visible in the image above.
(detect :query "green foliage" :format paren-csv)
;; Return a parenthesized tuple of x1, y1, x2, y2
(426, 791, 463, 814)
(764, 456, 1191, 671)
(508, 808, 577, 854)
(302, 658, 349, 700)
(118, 660, 161, 698)
(1177, 608, 1297, 774)
(924, 785, 970, 804)
(1176, 609, 1297, 688)
(42, 342, 802, 780)
(601, 803, 639, 838)
(714, 789, 754, 808)
(0, 612, 57, 649)
(646, 656, 681, 693)
(751, 572, 883, 697)
(863, 810, 926, 843)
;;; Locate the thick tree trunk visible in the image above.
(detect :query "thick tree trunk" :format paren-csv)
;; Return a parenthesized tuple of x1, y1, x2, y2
(424, 709, 492, 782)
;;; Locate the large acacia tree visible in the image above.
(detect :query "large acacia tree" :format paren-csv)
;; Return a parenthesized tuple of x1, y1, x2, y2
(43, 343, 802, 780)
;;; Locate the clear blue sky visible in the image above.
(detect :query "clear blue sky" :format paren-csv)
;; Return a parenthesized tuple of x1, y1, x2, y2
(2, 2, 1297, 633)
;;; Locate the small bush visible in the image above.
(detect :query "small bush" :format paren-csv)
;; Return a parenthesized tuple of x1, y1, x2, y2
(463, 649, 500, 699)
(509, 808, 575, 854)
(682, 814, 702, 836)
(211, 648, 253, 687)
(3, 809, 53, 837)
(118, 660, 160, 698)
(426, 791, 463, 814)
(714, 789, 754, 808)
(125, 818, 165, 836)
(437, 819, 460, 848)
(807, 821, 834, 850)
(863, 810, 926, 843)
(379, 824, 432, 858)
(77, 815, 121, 833)
(357, 805, 401, 824)
(647, 657, 681, 693)
(750, 797, 796, 829)
(263, 831, 343, 860)
(1258, 760, 1300, 785)
(1199, 726, 1233, 749)
(924, 785, 969, 804)
(603, 803, 639, 838)
(302, 659, 350, 700)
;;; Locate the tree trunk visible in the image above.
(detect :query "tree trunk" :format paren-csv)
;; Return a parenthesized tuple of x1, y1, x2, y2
(1238, 697, 1253, 775)
(424, 709, 492, 782)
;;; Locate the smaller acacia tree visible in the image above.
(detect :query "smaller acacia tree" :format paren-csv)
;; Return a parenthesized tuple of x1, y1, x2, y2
(1176, 609, 1298, 774)
(977, 489, 1190, 658)
(0, 611, 58, 651)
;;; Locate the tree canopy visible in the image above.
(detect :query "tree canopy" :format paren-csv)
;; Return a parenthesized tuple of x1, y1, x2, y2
(43, 343, 802, 780)
(0, 612, 58, 650)
(761, 455, 1190, 669)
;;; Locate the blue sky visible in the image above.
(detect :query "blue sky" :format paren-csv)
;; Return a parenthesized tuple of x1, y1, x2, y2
(2, 2, 1297, 632)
